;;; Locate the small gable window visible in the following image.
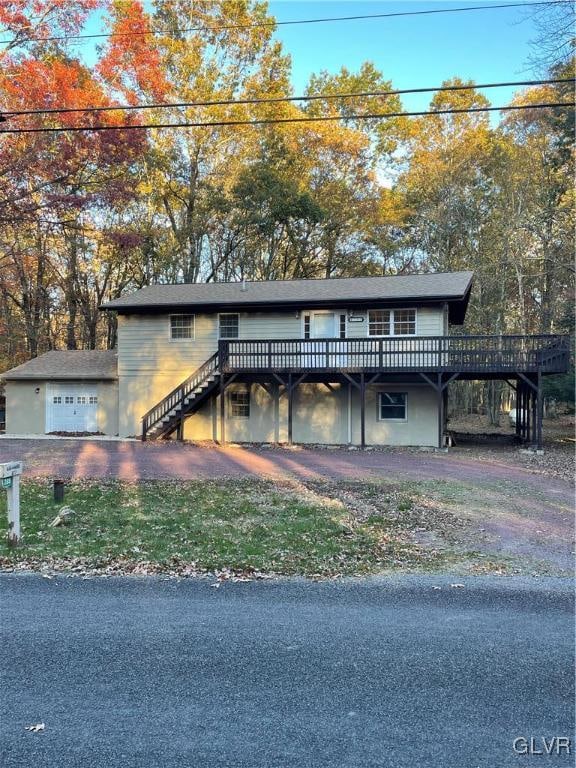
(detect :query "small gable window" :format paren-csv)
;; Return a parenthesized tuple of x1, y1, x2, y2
(219, 313, 239, 339)
(170, 315, 195, 340)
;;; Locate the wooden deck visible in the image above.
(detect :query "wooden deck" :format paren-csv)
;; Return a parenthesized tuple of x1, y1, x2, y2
(219, 334, 570, 376)
(142, 334, 570, 447)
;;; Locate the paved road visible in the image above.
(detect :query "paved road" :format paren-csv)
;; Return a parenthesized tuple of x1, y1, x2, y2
(0, 575, 573, 768)
(0, 438, 572, 504)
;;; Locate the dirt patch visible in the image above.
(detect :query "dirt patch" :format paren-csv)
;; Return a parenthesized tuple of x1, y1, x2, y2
(301, 479, 574, 576)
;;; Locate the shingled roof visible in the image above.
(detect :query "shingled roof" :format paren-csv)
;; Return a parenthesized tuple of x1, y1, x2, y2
(1, 350, 118, 381)
(100, 271, 474, 322)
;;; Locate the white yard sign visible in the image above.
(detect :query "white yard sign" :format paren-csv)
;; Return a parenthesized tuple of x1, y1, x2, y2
(1, 461, 23, 546)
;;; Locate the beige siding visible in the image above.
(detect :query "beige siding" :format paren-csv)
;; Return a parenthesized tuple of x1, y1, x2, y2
(240, 312, 301, 339)
(117, 313, 219, 375)
(181, 383, 285, 443)
(5, 381, 46, 434)
(352, 385, 437, 446)
(118, 311, 303, 377)
(179, 382, 438, 447)
(293, 384, 348, 444)
(97, 381, 119, 436)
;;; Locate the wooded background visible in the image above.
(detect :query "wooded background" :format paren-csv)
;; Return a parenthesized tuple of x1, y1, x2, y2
(0, 1, 574, 419)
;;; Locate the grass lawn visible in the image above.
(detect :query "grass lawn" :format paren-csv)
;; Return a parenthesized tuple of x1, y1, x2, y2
(0, 477, 491, 577)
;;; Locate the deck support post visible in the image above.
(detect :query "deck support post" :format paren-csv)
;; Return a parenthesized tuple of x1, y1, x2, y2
(514, 380, 522, 440)
(177, 416, 184, 442)
(219, 373, 226, 446)
(437, 373, 444, 449)
(536, 369, 543, 451)
(274, 381, 280, 443)
(517, 373, 543, 449)
(521, 384, 527, 441)
(347, 382, 353, 445)
(523, 386, 529, 442)
(287, 373, 293, 445)
(526, 389, 532, 442)
(360, 373, 366, 449)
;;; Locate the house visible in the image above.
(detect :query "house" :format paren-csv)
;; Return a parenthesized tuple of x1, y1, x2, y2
(1, 272, 570, 449)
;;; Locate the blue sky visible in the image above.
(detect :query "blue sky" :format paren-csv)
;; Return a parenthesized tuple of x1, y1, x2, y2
(267, 1, 540, 113)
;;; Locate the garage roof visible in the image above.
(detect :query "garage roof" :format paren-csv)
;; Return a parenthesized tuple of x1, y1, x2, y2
(1, 350, 118, 381)
(100, 271, 474, 323)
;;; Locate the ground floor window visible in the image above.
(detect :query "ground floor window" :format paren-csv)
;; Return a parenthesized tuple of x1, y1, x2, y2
(229, 388, 250, 419)
(378, 392, 407, 421)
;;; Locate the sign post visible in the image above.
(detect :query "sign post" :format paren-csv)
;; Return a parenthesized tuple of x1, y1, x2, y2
(1, 462, 23, 547)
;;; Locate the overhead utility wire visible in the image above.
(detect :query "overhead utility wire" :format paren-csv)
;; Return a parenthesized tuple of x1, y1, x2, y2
(0, 1, 566, 45)
(2, 78, 573, 119)
(0, 102, 572, 135)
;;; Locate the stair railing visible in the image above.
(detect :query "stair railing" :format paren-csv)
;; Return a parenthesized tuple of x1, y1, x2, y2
(141, 351, 219, 440)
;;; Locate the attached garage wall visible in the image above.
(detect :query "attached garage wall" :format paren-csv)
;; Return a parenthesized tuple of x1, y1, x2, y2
(5, 381, 46, 434)
(5, 380, 118, 436)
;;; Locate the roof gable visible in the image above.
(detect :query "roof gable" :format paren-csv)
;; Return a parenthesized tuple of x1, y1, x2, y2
(1, 350, 118, 381)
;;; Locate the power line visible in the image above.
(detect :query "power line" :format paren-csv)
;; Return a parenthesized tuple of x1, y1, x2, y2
(0, 1, 567, 46)
(0, 102, 572, 135)
(2, 78, 573, 119)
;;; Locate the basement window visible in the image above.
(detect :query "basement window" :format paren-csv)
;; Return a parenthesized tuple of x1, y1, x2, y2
(170, 315, 195, 340)
(378, 392, 407, 421)
(229, 389, 250, 419)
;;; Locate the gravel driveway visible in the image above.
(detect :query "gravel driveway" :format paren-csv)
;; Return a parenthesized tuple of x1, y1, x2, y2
(0, 437, 571, 491)
(1, 438, 573, 573)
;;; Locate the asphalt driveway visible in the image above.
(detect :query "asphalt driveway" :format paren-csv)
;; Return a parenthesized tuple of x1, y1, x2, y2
(0, 574, 573, 768)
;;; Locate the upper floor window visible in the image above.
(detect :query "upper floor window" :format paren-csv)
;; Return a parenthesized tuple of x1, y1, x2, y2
(393, 309, 417, 335)
(339, 314, 346, 339)
(170, 314, 195, 340)
(303, 314, 311, 339)
(368, 309, 416, 336)
(368, 310, 391, 336)
(219, 313, 239, 339)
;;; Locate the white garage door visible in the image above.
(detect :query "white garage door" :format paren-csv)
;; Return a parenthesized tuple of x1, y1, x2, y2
(46, 383, 99, 433)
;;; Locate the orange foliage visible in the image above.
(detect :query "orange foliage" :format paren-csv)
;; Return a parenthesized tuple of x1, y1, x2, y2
(97, 0, 169, 104)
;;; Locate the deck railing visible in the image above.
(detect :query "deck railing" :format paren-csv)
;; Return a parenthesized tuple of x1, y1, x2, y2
(219, 334, 570, 374)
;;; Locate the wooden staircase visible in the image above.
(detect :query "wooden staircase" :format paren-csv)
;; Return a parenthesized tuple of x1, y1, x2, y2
(141, 352, 220, 441)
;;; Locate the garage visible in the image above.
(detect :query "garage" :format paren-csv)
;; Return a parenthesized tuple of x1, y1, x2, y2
(1, 350, 119, 436)
(46, 383, 99, 433)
